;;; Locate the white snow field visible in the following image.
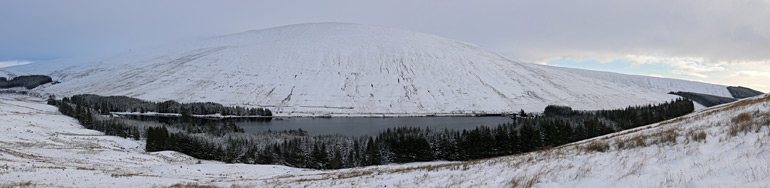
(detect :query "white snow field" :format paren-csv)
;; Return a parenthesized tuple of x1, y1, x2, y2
(2, 93, 770, 187)
(10, 23, 732, 116)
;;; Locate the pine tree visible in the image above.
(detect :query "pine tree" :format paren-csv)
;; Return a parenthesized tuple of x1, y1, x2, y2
(365, 137, 381, 165)
(329, 148, 343, 169)
(47, 95, 57, 105)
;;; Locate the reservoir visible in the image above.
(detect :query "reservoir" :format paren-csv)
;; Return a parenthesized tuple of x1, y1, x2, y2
(236, 116, 513, 136)
(123, 115, 513, 136)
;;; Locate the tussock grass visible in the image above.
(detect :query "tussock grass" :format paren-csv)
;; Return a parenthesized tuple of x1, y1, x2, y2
(655, 128, 678, 145)
(110, 173, 159, 178)
(508, 170, 545, 188)
(167, 183, 220, 188)
(75, 166, 96, 171)
(615, 134, 649, 150)
(728, 111, 770, 137)
(688, 130, 707, 143)
(0, 181, 34, 188)
(583, 141, 610, 153)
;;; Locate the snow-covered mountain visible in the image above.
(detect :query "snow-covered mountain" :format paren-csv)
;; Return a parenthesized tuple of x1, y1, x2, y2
(11, 23, 732, 115)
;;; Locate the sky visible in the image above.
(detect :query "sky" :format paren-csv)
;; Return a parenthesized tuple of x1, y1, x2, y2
(1, 0, 769, 92)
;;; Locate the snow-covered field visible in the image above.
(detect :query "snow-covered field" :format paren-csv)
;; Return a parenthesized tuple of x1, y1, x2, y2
(2, 93, 770, 187)
(9, 23, 732, 116)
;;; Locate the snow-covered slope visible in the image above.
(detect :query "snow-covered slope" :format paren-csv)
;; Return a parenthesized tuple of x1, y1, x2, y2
(0, 94, 310, 187)
(11, 23, 729, 115)
(271, 93, 770, 187)
(3, 93, 769, 187)
(544, 65, 733, 98)
(0, 68, 27, 79)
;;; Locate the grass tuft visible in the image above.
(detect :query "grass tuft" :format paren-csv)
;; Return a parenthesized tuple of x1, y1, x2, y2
(509, 170, 544, 188)
(583, 141, 610, 153)
(688, 131, 707, 142)
(0, 181, 34, 188)
(167, 183, 220, 188)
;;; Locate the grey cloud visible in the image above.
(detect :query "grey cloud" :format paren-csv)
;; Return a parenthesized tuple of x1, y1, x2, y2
(1, 0, 768, 64)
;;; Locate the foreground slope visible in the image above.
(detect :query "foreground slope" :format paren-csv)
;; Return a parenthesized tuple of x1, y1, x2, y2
(0, 95, 312, 187)
(264, 94, 770, 187)
(2, 94, 769, 187)
(11, 23, 730, 115)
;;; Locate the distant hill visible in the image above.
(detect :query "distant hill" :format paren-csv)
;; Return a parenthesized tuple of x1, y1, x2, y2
(727, 86, 764, 99)
(668, 91, 737, 107)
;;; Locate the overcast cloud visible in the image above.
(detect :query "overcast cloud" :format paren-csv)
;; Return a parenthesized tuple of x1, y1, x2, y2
(1, 0, 769, 91)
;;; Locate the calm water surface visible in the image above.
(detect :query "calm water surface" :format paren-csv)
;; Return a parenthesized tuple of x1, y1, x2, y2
(236, 116, 513, 136)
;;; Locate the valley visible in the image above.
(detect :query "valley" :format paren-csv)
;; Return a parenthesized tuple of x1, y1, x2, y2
(1, 21, 767, 187)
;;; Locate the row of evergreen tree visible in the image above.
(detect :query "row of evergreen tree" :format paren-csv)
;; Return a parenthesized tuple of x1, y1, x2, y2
(50, 97, 144, 140)
(65, 94, 272, 116)
(0, 75, 53, 89)
(51, 96, 693, 169)
(50, 96, 244, 139)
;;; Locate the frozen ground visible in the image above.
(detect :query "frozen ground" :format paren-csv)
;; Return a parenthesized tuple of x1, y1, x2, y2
(2, 93, 770, 187)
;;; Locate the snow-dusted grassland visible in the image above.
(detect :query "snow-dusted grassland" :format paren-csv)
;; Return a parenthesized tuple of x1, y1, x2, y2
(0, 95, 313, 187)
(2, 93, 770, 187)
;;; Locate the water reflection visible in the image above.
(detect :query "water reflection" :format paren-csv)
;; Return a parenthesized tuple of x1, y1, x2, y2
(122, 115, 513, 136)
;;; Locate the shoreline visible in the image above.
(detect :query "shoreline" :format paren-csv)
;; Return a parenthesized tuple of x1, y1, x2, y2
(110, 111, 514, 118)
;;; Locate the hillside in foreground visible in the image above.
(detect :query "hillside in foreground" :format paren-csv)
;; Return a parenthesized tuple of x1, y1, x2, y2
(1, 93, 769, 187)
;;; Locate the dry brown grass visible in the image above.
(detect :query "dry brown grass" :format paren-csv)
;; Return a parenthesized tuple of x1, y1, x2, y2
(1, 181, 34, 188)
(610, 128, 680, 151)
(654, 128, 678, 145)
(110, 172, 159, 178)
(167, 183, 220, 188)
(615, 134, 649, 150)
(729, 112, 755, 136)
(75, 166, 96, 171)
(728, 111, 770, 137)
(582, 141, 610, 153)
(732, 112, 752, 124)
(508, 170, 545, 188)
(284, 162, 466, 184)
(688, 131, 707, 143)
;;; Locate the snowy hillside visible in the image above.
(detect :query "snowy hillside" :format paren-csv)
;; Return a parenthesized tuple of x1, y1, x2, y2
(2, 93, 769, 187)
(545, 65, 733, 98)
(0, 68, 27, 79)
(10, 23, 730, 115)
